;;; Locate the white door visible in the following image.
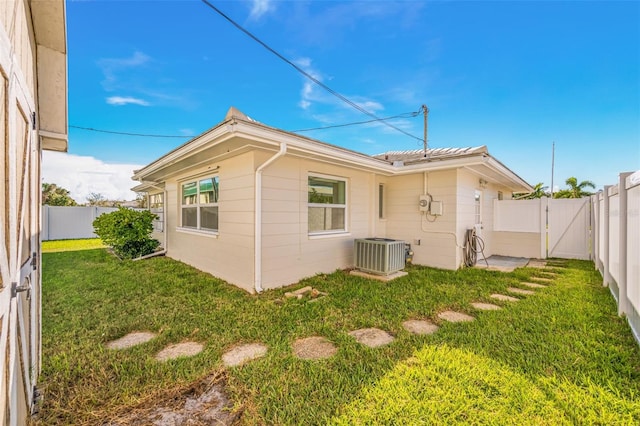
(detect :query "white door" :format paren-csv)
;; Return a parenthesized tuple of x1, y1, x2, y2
(0, 36, 40, 424)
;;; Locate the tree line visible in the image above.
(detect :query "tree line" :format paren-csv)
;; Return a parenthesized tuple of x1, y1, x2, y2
(42, 182, 146, 207)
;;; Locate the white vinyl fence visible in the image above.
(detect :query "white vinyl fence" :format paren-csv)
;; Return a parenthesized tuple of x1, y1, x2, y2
(592, 171, 640, 344)
(42, 206, 119, 240)
(492, 197, 591, 260)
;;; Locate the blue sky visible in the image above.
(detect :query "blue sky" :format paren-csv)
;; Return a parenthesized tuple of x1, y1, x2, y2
(44, 0, 639, 201)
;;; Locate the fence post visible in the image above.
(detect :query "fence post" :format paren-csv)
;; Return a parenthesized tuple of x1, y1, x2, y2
(540, 197, 547, 259)
(618, 172, 632, 316)
(602, 185, 611, 288)
(592, 194, 599, 268)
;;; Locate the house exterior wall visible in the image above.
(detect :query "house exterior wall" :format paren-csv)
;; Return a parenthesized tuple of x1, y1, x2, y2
(386, 170, 459, 270)
(163, 152, 256, 292)
(259, 154, 376, 290)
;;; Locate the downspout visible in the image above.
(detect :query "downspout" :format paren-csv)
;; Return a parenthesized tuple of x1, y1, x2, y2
(254, 143, 287, 293)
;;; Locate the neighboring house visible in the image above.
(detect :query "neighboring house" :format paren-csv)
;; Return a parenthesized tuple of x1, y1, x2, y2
(133, 107, 532, 294)
(0, 1, 67, 423)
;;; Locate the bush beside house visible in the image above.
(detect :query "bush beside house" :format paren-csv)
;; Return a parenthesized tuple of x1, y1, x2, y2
(93, 207, 160, 259)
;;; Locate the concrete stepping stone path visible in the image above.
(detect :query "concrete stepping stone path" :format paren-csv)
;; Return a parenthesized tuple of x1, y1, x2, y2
(292, 336, 337, 360)
(521, 282, 547, 289)
(155, 341, 204, 362)
(222, 343, 268, 367)
(527, 260, 547, 269)
(438, 311, 475, 323)
(349, 328, 395, 348)
(471, 302, 502, 311)
(402, 319, 439, 335)
(507, 287, 535, 296)
(106, 331, 156, 350)
(490, 293, 520, 302)
(532, 277, 553, 284)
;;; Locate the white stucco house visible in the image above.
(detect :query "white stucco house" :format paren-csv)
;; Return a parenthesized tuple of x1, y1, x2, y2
(132, 107, 532, 293)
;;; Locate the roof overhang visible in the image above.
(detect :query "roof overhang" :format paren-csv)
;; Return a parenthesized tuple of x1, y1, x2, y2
(31, 0, 68, 152)
(132, 115, 533, 193)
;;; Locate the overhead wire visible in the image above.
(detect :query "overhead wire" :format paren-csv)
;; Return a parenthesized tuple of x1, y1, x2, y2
(199, 0, 424, 143)
(69, 109, 421, 139)
(290, 110, 421, 133)
(69, 125, 192, 138)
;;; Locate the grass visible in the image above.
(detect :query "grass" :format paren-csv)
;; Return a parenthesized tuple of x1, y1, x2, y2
(42, 238, 105, 252)
(39, 241, 640, 425)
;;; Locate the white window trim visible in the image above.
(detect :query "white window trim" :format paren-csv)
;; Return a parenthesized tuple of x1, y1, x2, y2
(180, 175, 219, 233)
(176, 226, 219, 238)
(149, 192, 164, 233)
(307, 173, 348, 236)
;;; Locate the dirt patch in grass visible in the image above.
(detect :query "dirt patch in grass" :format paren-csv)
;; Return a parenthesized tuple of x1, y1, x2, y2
(292, 336, 337, 360)
(106, 373, 238, 426)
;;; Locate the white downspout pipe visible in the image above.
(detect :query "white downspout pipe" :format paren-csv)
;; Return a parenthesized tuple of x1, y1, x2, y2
(254, 143, 287, 293)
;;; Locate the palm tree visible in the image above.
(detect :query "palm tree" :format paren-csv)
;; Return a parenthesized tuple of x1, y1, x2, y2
(514, 182, 549, 200)
(42, 182, 77, 206)
(554, 177, 596, 198)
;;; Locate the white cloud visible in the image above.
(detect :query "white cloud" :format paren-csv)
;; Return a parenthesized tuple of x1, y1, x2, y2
(98, 51, 150, 91)
(106, 96, 150, 106)
(249, 0, 274, 20)
(42, 151, 143, 203)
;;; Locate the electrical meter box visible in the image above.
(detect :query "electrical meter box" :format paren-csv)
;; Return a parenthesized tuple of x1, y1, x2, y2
(429, 200, 443, 216)
(419, 195, 430, 212)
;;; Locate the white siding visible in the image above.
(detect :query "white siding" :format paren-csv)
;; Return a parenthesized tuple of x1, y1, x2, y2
(164, 152, 255, 292)
(386, 170, 458, 270)
(260, 156, 373, 289)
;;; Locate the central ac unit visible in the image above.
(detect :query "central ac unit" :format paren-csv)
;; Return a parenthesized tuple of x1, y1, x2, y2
(354, 238, 405, 275)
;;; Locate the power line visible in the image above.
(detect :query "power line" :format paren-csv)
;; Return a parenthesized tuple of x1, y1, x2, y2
(199, 0, 424, 143)
(290, 110, 421, 133)
(69, 125, 192, 138)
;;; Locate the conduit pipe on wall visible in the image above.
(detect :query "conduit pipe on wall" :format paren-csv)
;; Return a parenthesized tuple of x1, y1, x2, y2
(254, 143, 287, 293)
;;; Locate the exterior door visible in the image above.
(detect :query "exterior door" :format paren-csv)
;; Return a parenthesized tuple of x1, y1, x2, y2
(0, 36, 40, 424)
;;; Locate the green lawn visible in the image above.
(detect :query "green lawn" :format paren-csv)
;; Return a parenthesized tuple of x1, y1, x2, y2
(42, 238, 105, 252)
(39, 243, 640, 425)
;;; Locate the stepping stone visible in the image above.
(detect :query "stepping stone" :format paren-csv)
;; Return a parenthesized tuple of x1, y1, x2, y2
(532, 277, 553, 283)
(527, 260, 547, 269)
(349, 328, 395, 348)
(470, 302, 502, 311)
(402, 319, 439, 335)
(155, 341, 204, 362)
(490, 293, 520, 302)
(521, 282, 547, 289)
(222, 343, 268, 367)
(507, 287, 535, 296)
(106, 331, 156, 350)
(292, 336, 337, 360)
(438, 311, 475, 323)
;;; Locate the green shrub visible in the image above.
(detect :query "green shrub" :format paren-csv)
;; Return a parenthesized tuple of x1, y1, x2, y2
(92, 207, 159, 259)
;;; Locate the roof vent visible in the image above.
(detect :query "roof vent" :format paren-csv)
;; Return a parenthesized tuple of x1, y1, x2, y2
(392, 160, 404, 167)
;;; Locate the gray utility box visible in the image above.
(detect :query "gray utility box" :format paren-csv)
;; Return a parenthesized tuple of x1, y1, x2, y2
(354, 238, 406, 275)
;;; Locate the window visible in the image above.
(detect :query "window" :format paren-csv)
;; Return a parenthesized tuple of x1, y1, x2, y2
(149, 193, 164, 232)
(181, 176, 219, 231)
(378, 184, 385, 219)
(308, 175, 346, 234)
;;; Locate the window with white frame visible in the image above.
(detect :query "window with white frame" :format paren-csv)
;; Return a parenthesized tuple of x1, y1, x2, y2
(308, 174, 346, 234)
(149, 192, 164, 232)
(181, 176, 219, 232)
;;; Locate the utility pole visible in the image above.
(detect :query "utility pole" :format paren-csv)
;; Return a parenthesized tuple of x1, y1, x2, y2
(551, 141, 555, 198)
(422, 104, 429, 158)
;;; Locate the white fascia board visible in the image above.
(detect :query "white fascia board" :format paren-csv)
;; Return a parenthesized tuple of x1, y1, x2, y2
(484, 157, 533, 192)
(132, 123, 233, 181)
